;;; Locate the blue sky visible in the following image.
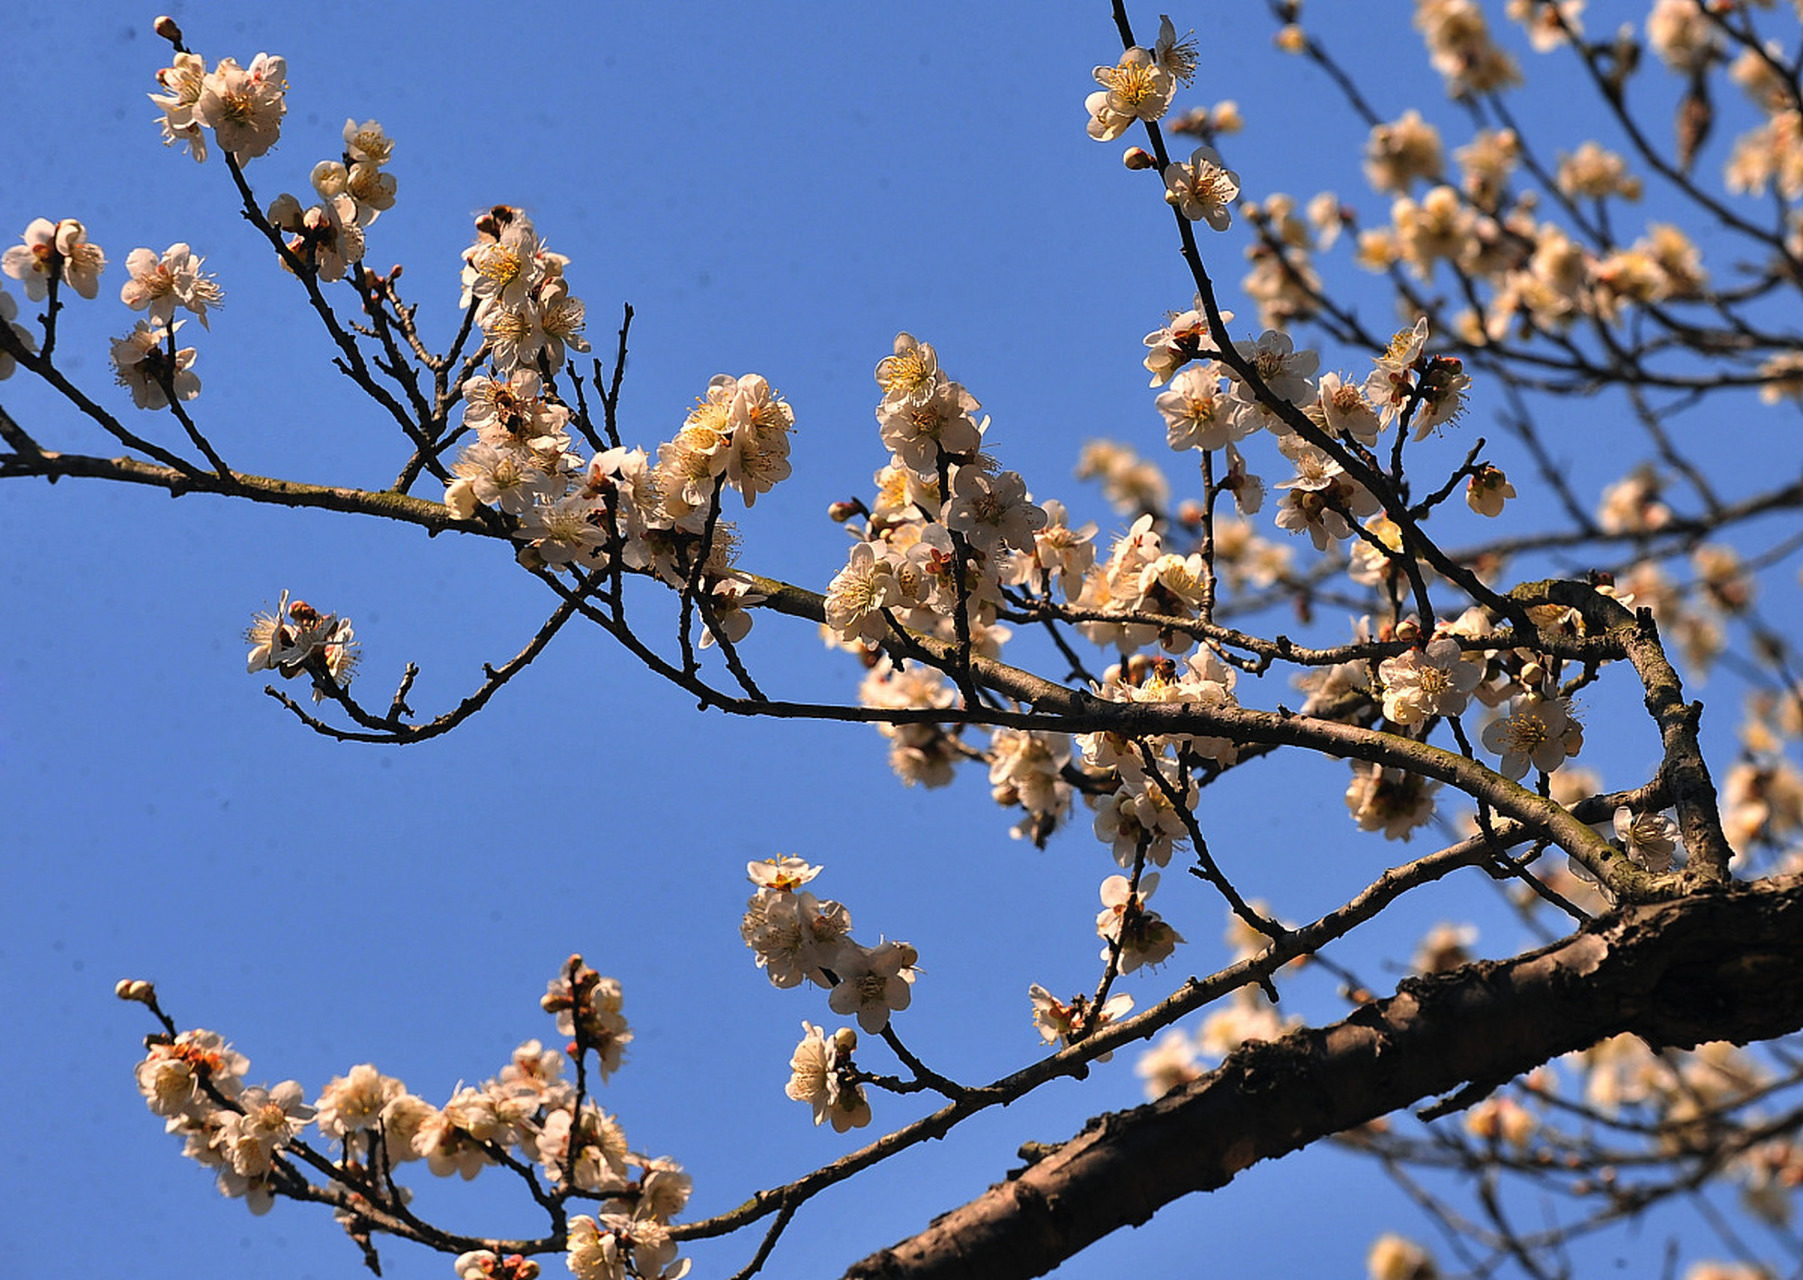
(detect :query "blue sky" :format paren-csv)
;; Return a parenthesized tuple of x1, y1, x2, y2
(4, 2, 1800, 1277)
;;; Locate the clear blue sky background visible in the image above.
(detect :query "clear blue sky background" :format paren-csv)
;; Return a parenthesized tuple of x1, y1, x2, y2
(3, 2, 1798, 1277)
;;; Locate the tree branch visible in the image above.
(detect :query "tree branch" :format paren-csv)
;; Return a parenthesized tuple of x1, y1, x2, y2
(845, 874, 1803, 1280)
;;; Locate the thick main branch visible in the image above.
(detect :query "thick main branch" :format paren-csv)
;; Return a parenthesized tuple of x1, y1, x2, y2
(845, 874, 1803, 1280)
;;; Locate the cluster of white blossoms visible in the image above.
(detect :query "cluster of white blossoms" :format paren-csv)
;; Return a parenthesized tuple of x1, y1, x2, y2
(149, 35, 287, 164)
(3, 227, 224, 413)
(1145, 316, 1478, 559)
(244, 590, 359, 700)
(1221, 0, 1799, 372)
(823, 331, 1046, 652)
(265, 117, 398, 282)
(444, 207, 791, 628)
(111, 241, 225, 409)
(824, 313, 1502, 1036)
(127, 960, 690, 1280)
(110, 316, 201, 410)
(740, 858, 919, 1131)
(458, 205, 588, 377)
(562, 1209, 690, 1280)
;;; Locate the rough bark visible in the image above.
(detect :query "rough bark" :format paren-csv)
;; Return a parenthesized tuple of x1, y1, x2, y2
(844, 875, 1803, 1280)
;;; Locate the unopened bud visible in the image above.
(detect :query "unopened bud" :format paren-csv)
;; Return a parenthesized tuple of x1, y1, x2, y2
(1275, 23, 1306, 53)
(1123, 147, 1156, 171)
(827, 500, 862, 524)
(1175, 498, 1205, 527)
(153, 15, 183, 45)
(1394, 617, 1421, 644)
(116, 978, 156, 1003)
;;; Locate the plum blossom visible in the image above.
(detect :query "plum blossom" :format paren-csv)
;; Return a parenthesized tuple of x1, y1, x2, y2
(1142, 304, 1221, 388)
(1075, 440, 1171, 517)
(3, 217, 106, 301)
(120, 243, 223, 327)
(135, 1029, 249, 1119)
(1482, 693, 1584, 781)
(878, 376, 984, 477)
(1272, 435, 1380, 550)
(1345, 761, 1440, 840)
(463, 369, 571, 453)
(1410, 355, 1471, 437)
(1614, 806, 1680, 871)
(944, 466, 1047, 555)
(1377, 636, 1482, 726)
(566, 1215, 688, 1280)
(1317, 370, 1383, 446)
(455, 1254, 540, 1280)
(536, 1102, 628, 1192)
(1365, 109, 1443, 193)
(266, 190, 364, 280)
(150, 52, 209, 160)
(1096, 872, 1184, 972)
(1467, 464, 1515, 516)
(312, 157, 396, 228)
(446, 442, 557, 518)
(315, 1063, 404, 1141)
(1156, 364, 1249, 452)
(1029, 985, 1133, 1059)
(1164, 146, 1240, 230)
(1153, 16, 1199, 84)
(748, 856, 823, 893)
(111, 319, 200, 410)
(195, 54, 288, 162)
(415, 1088, 499, 1180)
(217, 1081, 315, 1177)
(827, 939, 918, 1033)
(825, 541, 899, 645)
(1004, 499, 1097, 596)
(785, 1023, 871, 1132)
(1197, 989, 1296, 1059)
(1087, 46, 1176, 141)
(519, 492, 610, 570)
(1367, 1234, 1436, 1280)
(1365, 317, 1430, 425)
(874, 332, 941, 410)
(541, 961, 632, 1081)
(1231, 328, 1320, 409)
(741, 887, 852, 990)
(245, 593, 359, 698)
(988, 728, 1074, 841)
(1135, 1028, 1204, 1098)
(1413, 922, 1479, 974)
(717, 373, 796, 506)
